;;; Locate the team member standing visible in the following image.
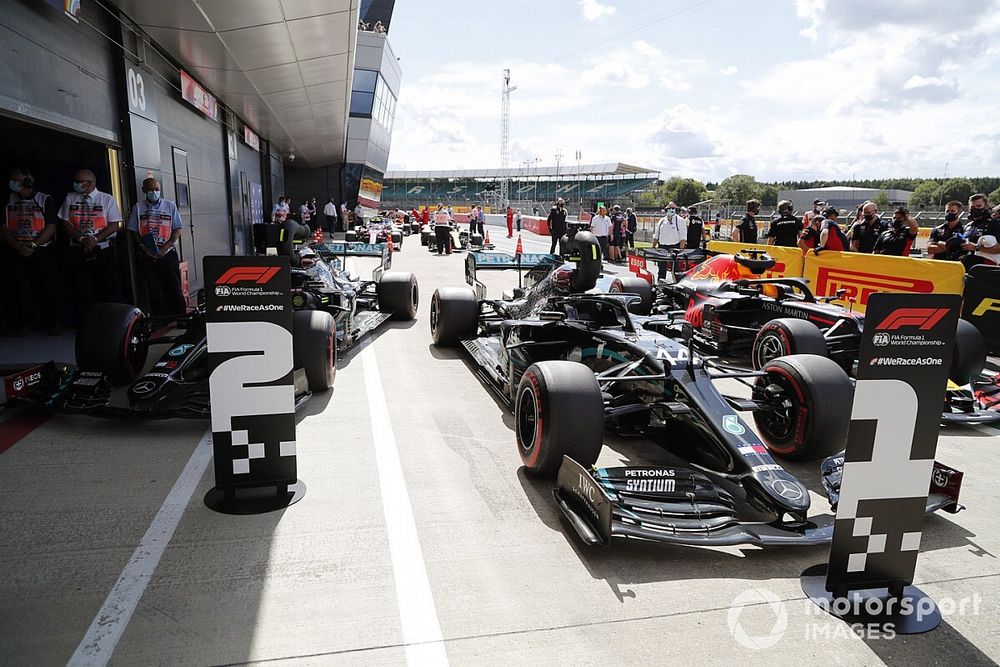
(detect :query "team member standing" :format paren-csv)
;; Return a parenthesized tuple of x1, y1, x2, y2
(323, 198, 337, 235)
(515, 208, 522, 232)
(767, 200, 801, 247)
(872, 207, 919, 256)
(685, 206, 704, 249)
(432, 203, 453, 255)
(927, 201, 966, 261)
(506, 205, 514, 238)
(58, 168, 123, 322)
(547, 198, 568, 253)
(609, 205, 627, 263)
(961, 193, 1000, 268)
(847, 201, 881, 253)
(299, 199, 313, 227)
(126, 178, 185, 316)
(817, 207, 849, 252)
(589, 205, 613, 261)
(2, 169, 61, 335)
(733, 199, 760, 244)
(625, 207, 637, 248)
(652, 203, 685, 280)
(802, 198, 825, 229)
(272, 196, 289, 222)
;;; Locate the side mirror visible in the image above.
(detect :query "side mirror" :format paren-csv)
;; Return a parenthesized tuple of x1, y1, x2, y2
(539, 310, 566, 322)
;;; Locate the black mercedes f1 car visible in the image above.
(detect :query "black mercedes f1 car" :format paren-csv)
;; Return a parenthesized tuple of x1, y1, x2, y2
(648, 248, 999, 425)
(4, 238, 418, 419)
(428, 231, 963, 548)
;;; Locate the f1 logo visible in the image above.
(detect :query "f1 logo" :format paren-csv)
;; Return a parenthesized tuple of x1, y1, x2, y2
(876, 308, 949, 331)
(216, 266, 280, 285)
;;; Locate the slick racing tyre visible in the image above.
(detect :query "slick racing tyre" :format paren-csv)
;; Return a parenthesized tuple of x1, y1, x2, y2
(516, 361, 604, 477)
(951, 318, 986, 385)
(377, 271, 419, 321)
(411, 222, 422, 234)
(430, 287, 478, 346)
(391, 231, 403, 248)
(344, 230, 358, 243)
(76, 303, 149, 384)
(753, 354, 852, 461)
(609, 276, 653, 315)
(752, 318, 828, 369)
(420, 229, 431, 246)
(293, 310, 336, 391)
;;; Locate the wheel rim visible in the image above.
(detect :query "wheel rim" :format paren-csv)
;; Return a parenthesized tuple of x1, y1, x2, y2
(516, 386, 538, 454)
(123, 315, 145, 374)
(755, 333, 786, 368)
(410, 283, 419, 312)
(758, 374, 797, 441)
(430, 293, 441, 334)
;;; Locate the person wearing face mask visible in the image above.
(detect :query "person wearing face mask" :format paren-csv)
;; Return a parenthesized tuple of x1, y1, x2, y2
(733, 199, 760, 244)
(547, 198, 568, 253)
(58, 168, 123, 322)
(802, 198, 825, 230)
(652, 202, 686, 280)
(126, 178, 185, 316)
(847, 201, 881, 253)
(872, 207, 919, 256)
(927, 200, 966, 261)
(2, 168, 61, 335)
(766, 200, 801, 247)
(961, 193, 1000, 269)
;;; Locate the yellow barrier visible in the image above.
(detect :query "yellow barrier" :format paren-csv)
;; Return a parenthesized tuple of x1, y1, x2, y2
(802, 250, 964, 312)
(705, 241, 804, 278)
(706, 241, 965, 313)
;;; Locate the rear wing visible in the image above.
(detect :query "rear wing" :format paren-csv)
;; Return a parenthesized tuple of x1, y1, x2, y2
(465, 251, 561, 299)
(313, 241, 392, 280)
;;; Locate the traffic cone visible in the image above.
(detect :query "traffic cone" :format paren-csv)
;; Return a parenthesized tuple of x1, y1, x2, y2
(484, 229, 491, 246)
(515, 234, 523, 256)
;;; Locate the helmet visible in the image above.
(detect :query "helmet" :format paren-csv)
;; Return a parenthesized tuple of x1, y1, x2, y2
(778, 200, 794, 215)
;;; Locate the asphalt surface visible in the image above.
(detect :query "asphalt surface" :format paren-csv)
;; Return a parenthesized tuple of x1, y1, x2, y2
(0, 226, 998, 666)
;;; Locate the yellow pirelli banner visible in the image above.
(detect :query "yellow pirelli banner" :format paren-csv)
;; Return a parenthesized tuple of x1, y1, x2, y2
(705, 241, 804, 278)
(706, 241, 966, 314)
(802, 250, 965, 312)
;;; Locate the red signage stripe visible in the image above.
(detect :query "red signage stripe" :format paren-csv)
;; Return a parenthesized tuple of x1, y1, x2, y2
(0, 413, 49, 455)
(257, 266, 280, 284)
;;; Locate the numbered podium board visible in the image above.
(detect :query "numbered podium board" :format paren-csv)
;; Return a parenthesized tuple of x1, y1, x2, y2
(204, 256, 297, 489)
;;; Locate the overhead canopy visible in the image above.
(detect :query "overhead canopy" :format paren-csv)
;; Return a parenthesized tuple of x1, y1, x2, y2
(112, 0, 357, 168)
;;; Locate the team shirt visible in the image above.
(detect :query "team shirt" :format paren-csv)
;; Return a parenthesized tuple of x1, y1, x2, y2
(736, 214, 758, 243)
(654, 213, 684, 246)
(872, 225, 917, 256)
(767, 215, 801, 247)
(928, 221, 966, 261)
(821, 220, 847, 251)
(127, 198, 183, 254)
(686, 217, 704, 248)
(6, 191, 55, 244)
(58, 189, 123, 249)
(590, 214, 612, 237)
(848, 219, 879, 253)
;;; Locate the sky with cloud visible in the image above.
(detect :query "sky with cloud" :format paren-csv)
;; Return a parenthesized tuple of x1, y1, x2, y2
(385, 0, 1000, 182)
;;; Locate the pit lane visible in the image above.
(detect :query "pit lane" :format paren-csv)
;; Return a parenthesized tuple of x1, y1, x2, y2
(1, 228, 998, 665)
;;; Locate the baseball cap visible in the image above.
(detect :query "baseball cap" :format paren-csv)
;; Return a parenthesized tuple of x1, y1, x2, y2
(813, 198, 823, 205)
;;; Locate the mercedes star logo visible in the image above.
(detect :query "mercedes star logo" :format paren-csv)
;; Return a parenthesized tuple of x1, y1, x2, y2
(132, 380, 157, 394)
(771, 478, 804, 501)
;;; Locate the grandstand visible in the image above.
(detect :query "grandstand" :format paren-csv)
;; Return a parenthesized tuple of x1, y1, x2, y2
(381, 163, 659, 210)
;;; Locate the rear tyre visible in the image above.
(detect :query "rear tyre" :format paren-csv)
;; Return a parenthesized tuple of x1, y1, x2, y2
(470, 232, 483, 247)
(752, 318, 828, 369)
(420, 230, 431, 246)
(344, 230, 357, 243)
(609, 276, 653, 315)
(292, 310, 336, 391)
(391, 231, 403, 248)
(377, 271, 419, 321)
(516, 361, 605, 477)
(753, 354, 852, 461)
(76, 303, 148, 384)
(430, 287, 478, 346)
(951, 318, 986, 385)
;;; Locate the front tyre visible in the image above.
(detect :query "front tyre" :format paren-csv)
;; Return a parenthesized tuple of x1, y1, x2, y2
(951, 319, 986, 385)
(430, 287, 478, 346)
(609, 276, 653, 315)
(76, 303, 148, 384)
(377, 271, 419, 321)
(516, 361, 605, 477)
(292, 310, 336, 391)
(753, 354, 852, 461)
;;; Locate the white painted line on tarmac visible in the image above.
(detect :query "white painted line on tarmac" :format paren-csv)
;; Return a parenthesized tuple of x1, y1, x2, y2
(361, 344, 449, 666)
(69, 430, 213, 667)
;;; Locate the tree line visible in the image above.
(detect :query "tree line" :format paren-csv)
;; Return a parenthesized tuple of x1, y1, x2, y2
(635, 175, 1000, 210)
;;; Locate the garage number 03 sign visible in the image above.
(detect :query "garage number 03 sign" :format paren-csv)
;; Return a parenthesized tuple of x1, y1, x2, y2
(204, 256, 297, 489)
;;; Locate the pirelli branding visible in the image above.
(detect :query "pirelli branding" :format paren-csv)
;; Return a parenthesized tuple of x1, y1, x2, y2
(815, 267, 935, 307)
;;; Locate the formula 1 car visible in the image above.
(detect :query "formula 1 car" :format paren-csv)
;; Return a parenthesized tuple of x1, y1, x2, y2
(428, 231, 962, 548)
(420, 221, 472, 251)
(4, 238, 418, 419)
(650, 249, 999, 425)
(346, 215, 403, 249)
